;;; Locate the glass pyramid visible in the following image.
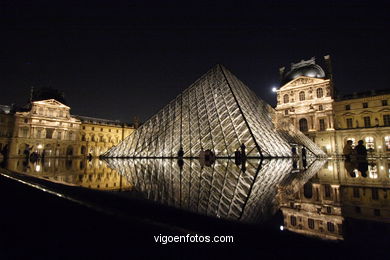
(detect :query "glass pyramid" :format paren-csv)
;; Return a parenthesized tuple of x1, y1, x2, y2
(104, 65, 325, 158)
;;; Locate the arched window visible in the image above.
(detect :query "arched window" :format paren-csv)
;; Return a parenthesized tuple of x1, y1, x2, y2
(346, 138, 356, 148)
(299, 91, 305, 101)
(365, 136, 375, 149)
(299, 118, 308, 132)
(283, 94, 289, 103)
(384, 136, 390, 151)
(316, 88, 324, 98)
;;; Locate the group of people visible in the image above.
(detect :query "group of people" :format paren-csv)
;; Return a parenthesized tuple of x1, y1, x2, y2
(343, 140, 368, 160)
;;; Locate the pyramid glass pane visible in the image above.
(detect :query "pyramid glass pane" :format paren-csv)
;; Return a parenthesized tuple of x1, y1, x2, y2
(104, 65, 325, 158)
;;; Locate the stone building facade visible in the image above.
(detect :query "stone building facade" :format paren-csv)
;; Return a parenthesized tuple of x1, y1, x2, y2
(0, 99, 134, 158)
(275, 56, 390, 157)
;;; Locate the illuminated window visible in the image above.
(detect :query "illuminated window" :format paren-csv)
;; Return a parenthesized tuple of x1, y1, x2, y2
(319, 119, 325, 131)
(369, 164, 378, 179)
(308, 219, 315, 229)
(363, 116, 371, 127)
(299, 118, 308, 132)
(345, 105, 350, 110)
(283, 94, 289, 103)
(327, 222, 335, 232)
(384, 136, 390, 151)
(346, 118, 353, 128)
(365, 136, 375, 149)
(384, 115, 390, 126)
(316, 88, 323, 98)
(363, 102, 368, 108)
(299, 91, 305, 101)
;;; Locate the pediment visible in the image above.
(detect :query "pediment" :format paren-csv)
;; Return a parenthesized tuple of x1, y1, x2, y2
(378, 108, 390, 112)
(342, 112, 356, 116)
(280, 76, 327, 90)
(33, 99, 69, 108)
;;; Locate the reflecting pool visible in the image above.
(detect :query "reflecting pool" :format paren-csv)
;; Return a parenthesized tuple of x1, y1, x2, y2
(2, 157, 390, 242)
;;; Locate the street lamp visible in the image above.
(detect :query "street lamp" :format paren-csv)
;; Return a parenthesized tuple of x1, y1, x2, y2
(272, 87, 277, 93)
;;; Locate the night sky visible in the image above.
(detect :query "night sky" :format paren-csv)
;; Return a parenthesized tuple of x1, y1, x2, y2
(1, 0, 389, 123)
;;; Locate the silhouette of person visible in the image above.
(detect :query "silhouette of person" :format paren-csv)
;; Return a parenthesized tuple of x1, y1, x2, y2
(344, 160, 358, 177)
(343, 140, 354, 160)
(177, 146, 184, 159)
(240, 143, 246, 159)
(301, 147, 307, 160)
(234, 149, 242, 165)
(355, 140, 367, 159)
(358, 161, 369, 177)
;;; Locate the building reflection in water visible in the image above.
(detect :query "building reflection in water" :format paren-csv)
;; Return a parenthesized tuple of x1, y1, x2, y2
(5, 158, 132, 191)
(105, 158, 325, 223)
(4, 157, 390, 242)
(278, 158, 390, 241)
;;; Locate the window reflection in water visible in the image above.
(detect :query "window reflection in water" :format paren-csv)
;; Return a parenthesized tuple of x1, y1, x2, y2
(279, 159, 390, 241)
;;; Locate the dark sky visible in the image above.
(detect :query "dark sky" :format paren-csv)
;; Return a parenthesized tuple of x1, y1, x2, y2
(1, 0, 389, 123)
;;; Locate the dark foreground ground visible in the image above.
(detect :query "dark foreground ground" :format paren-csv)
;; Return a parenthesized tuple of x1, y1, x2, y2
(0, 169, 388, 259)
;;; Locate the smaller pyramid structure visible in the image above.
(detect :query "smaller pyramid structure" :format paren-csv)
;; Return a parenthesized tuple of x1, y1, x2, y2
(104, 65, 325, 158)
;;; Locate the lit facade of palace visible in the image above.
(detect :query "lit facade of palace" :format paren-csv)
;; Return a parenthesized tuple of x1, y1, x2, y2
(279, 159, 390, 240)
(0, 99, 134, 158)
(275, 56, 390, 157)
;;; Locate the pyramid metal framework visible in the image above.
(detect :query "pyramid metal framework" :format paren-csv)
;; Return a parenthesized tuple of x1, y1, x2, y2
(105, 158, 326, 223)
(104, 65, 325, 158)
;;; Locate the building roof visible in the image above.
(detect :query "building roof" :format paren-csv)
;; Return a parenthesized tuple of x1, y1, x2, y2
(0, 105, 11, 114)
(335, 89, 390, 101)
(281, 57, 326, 85)
(74, 115, 132, 127)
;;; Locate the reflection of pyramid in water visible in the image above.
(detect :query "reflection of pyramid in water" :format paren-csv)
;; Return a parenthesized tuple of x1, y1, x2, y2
(105, 159, 326, 223)
(105, 65, 325, 158)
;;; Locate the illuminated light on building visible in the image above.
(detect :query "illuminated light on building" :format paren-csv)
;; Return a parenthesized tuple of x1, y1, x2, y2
(272, 87, 277, 92)
(35, 164, 41, 172)
(280, 225, 284, 231)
